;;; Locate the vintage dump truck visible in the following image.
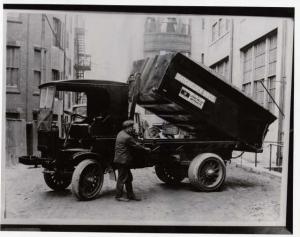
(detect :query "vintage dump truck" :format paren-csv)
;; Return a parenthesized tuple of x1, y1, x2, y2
(19, 53, 276, 200)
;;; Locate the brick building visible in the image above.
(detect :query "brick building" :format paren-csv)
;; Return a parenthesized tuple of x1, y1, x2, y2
(5, 12, 90, 165)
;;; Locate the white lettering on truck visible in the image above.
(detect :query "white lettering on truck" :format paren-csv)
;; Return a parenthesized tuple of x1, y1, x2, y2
(175, 73, 217, 103)
(179, 87, 206, 109)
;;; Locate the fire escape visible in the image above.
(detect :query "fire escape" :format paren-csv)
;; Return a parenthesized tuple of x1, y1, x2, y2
(74, 27, 91, 79)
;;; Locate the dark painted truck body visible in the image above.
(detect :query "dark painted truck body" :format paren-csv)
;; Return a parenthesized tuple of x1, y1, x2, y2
(19, 53, 276, 200)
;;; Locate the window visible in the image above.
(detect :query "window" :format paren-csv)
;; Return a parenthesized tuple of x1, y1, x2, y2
(34, 49, 41, 69)
(254, 40, 266, 80)
(52, 69, 60, 81)
(166, 18, 177, 33)
(33, 49, 42, 95)
(210, 57, 229, 80)
(6, 46, 20, 90)
(161, 17, 177, 33)
(218, 19, 224, 36)
(6, 111, 20, 119)
(267, 76, 276, 113)
(241, 31, 277, 108)
(145, 17, 156, 33)
(268, 34, 277, 76)
(242, 82, 251, 97)
(52, 69, 60, 98)
(74, 92, 87, 105)
(201, 53, 204, 64)
(212, 22, 217, 42)
(33, 71, 41, 95)
(53, 17, 62, 47)
(32, 110, 39, 121)
(180, 22, 188, 35)
(254, 79, 265, 106)
(211, 18, 230, 42)
(243, 47, 252, 83)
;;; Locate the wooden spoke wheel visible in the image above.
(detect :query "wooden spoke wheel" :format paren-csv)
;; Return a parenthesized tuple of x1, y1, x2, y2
(71, 159, 104, 201)
(155, 164, 185, 185)
(43, 170, 71, 191)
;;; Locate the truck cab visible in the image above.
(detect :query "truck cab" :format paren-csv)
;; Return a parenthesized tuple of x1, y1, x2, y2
(20, 80, 129, 200)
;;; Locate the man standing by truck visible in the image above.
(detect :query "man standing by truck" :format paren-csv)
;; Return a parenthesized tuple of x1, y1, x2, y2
(114, 120, 151, 202)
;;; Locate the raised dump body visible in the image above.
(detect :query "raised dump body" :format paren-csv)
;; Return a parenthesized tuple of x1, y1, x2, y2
(129, 53, 276, 152)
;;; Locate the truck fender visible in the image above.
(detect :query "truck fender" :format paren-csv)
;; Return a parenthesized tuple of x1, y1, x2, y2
(72, 151, 104, 167)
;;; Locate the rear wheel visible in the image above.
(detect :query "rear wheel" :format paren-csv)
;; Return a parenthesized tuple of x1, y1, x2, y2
(43, 170, 71, 191)
(155, 164, 185, 185)
(188, 153, 226, 191)
(71, 159, 104, 201)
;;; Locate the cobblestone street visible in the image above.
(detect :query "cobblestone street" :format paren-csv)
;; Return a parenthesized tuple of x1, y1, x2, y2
(3, 163, 282, 226)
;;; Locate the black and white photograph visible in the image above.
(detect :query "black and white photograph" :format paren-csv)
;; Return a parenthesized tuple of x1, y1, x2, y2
(0, 2, 295, 234)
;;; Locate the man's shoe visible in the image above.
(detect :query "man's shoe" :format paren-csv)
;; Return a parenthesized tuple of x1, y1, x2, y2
(115, 197, 129, 202)
(128, 196, 141, 201)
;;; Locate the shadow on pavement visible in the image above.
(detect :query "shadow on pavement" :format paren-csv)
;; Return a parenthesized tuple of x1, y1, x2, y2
(224, 177, 261, 190)
(44, 189, 72, 197)
(157, 182, 193, 191)
(99, 189, 115, 198)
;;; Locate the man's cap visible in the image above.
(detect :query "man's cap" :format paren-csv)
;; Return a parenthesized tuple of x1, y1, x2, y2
(122, 120, 134, 129)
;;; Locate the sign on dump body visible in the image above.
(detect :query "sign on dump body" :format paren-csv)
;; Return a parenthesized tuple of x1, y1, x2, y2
(179, 86, 206, 109)
(175, 73, 217, 103)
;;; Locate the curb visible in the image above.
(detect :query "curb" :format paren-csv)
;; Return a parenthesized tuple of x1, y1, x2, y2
(232, 161, 282, 180)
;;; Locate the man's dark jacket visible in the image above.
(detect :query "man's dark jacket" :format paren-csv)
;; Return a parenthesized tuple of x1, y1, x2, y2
(114, 130, 145, 165)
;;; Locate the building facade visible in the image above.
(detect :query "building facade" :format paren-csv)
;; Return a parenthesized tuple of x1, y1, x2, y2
(191, 16, 293, 169)
(138, 15, 293, 170)
(74, 15, 91, 79)
(134, 16, 192, 126)
(5, 12, 90, 165)
(144, 16, 191, 57)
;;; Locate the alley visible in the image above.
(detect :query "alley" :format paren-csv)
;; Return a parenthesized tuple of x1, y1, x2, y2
(3, 163, 281, 226)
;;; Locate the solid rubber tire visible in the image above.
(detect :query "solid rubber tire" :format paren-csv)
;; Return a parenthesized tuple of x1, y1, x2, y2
(188, 153, 226, 191)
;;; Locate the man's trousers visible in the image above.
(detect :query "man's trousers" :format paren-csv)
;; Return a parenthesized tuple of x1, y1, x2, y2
(115, 165, 134, 198)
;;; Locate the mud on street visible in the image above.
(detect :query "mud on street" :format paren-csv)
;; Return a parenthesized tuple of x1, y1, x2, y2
(3, 163, 281, 226)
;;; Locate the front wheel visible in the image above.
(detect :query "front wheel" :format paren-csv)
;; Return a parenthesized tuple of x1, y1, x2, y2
(188, 153, 226, 191)
(43, 170, 71, 191)
(71, 159, 104, 201)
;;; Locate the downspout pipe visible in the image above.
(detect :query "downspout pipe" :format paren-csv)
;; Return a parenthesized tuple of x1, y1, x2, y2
(276, 20, 287, 166)
(25, 14, 30, 121)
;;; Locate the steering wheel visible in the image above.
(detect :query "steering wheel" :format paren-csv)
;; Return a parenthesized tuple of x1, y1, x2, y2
(63, 110, 87, 120)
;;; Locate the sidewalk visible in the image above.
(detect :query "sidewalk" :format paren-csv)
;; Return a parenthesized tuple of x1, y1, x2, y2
(230, 157, 282, 179)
